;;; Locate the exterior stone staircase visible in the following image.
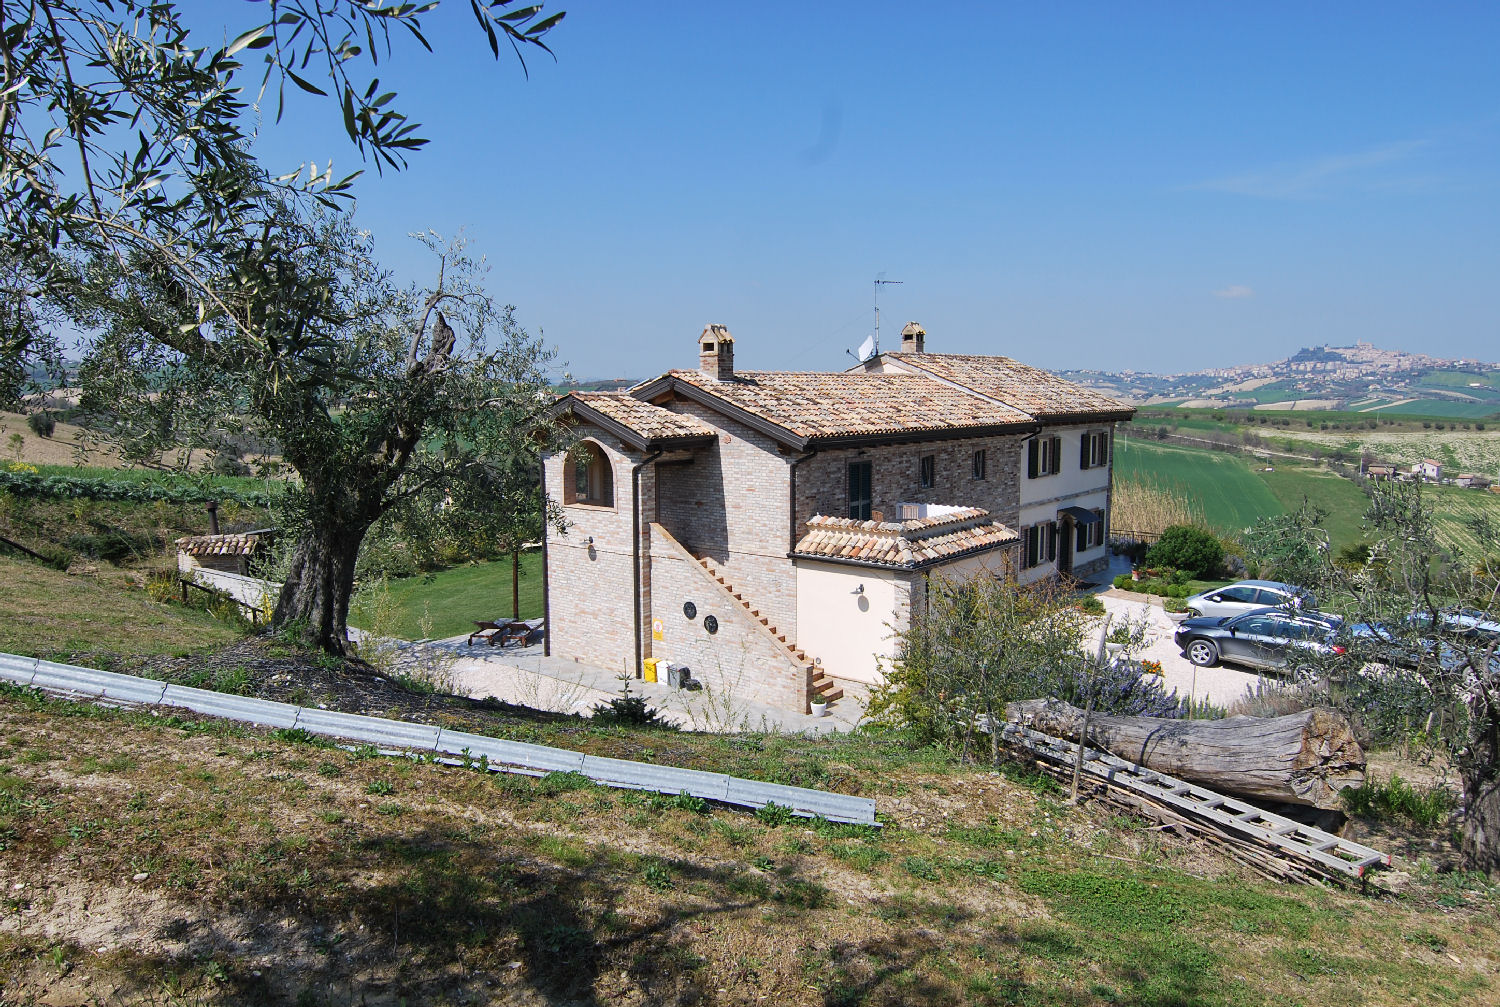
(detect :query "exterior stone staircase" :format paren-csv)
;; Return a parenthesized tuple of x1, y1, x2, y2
(694, 555, 845, 708)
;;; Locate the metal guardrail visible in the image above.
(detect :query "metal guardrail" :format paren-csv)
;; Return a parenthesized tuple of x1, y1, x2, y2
(0, 652, 877, 825)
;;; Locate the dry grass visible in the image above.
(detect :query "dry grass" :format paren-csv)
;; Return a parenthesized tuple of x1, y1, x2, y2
(0, 688, 1495, 1006)
(1110, 476, 1206, 537)
(0, 556, 245, 659)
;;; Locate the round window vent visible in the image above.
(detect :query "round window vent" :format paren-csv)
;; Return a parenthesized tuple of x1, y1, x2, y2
(703, 614, 719, 635)
(683, 601, 697, 620)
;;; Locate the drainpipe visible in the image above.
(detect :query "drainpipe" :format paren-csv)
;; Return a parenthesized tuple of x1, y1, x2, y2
(788, 449, 818, 552)
(632, 449, 664, 680)
(540, 462, 551, 657)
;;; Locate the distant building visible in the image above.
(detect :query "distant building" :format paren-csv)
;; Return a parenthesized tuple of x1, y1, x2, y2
(1363, 463, 1397, 481)
(1456, 474, 1492, 490)
(1412, 459, 1443, 482)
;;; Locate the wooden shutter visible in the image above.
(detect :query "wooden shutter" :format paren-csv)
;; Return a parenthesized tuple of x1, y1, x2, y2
(1076, 522, 1087, 551)
(562, 455, 577, 504)
(1027, 439, 1039, 478)
(1051, 437, 1062, 474)
(1102, 432, 1110, 466)
(1047, 522, 1057, 562)
(1080, 434, 1091, 470)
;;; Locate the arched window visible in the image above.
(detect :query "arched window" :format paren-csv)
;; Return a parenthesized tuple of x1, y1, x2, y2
(563, 440, 614, 507)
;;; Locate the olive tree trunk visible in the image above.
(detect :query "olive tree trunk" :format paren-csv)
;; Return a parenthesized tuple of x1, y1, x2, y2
(1461, 694, 1500, 875)
(272, 519, 375, 654)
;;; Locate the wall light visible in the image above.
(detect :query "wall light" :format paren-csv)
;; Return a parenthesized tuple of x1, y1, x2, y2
(850, 584, 864, 595)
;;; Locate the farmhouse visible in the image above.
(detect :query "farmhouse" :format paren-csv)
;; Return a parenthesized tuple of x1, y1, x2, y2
(1413, 458, 1443, 482)
(542, 324, 1133, 712)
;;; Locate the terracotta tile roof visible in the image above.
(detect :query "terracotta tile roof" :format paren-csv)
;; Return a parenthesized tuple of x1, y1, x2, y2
(557, 392, 718, 448)
(793, 507, 1019, 570)
(660, 370, 1033, 442)
(175, 531, 271, 558)
(881, 353, 1135, 420)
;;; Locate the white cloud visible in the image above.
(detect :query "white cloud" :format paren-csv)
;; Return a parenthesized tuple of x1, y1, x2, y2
(1213, 285, 1254, 299)
(1194, 140, 1429, 199)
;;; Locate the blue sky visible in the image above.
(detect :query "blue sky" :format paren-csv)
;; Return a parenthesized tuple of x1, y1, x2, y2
(202, 2, 1498, 378)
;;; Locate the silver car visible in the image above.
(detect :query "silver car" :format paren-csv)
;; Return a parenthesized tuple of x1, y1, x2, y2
(1184, 579, 1315, 619)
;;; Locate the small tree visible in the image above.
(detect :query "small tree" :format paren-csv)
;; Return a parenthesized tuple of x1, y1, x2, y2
(1251, 487, 1500, 874)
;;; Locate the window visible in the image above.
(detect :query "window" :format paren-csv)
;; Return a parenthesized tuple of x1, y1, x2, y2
(918, 454, 936, 489)
(1023, 522, 1057, 569)
(848, 461, 873, 520)
(972, 449, 987, 480)
(1027, 435, 1062, 478)
(563, 441, 614, 507)
(1074, 508, 1106, 551)
(1218, 586, 1259, 604)
(1080, 430, 1110, 470)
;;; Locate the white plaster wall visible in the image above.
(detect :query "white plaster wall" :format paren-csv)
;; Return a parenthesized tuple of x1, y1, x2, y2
(1019, 424, 1114, 505)
(796, 549, 1015, 686)
(1019, 487, 1110, 586)
(795, 562, 911, 686)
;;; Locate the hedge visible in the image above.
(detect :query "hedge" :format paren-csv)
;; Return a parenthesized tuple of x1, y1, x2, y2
(0, 466, 282, 508)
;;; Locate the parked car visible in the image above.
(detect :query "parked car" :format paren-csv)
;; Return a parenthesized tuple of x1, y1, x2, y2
(1347, 611, 1500, 673)
(1183, 580, 1315, 619)
(1174, 607, 1346, 672)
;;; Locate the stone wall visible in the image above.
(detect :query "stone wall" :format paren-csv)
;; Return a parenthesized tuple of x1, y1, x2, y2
(795, 433, 1026, 530)
(544, 428, 647, 673)
(648, 523, 810, 713)
(654, 400, 798, 639)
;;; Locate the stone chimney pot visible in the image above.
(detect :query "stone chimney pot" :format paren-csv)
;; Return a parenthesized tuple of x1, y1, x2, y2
(698, 324, 735, 381)
(900, 321, 926, 353)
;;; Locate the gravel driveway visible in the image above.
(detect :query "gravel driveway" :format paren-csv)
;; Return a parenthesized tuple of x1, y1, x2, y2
(1097, 591, 1267, 709)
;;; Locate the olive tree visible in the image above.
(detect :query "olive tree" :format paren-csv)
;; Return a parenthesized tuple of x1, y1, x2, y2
(1251, 486, 1500, 873)
(0, 0, 563, 401)
(78, 206, 566, 651)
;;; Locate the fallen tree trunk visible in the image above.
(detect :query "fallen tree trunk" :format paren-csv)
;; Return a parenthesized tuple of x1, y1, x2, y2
(1005, 699, 1365, 810)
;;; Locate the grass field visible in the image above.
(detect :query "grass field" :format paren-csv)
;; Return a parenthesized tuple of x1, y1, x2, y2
(351, 553, 544, 640)
(0, 556, 247, 660)
(1113, 440, 1284, 536)
(1116, 439, 1500, 555)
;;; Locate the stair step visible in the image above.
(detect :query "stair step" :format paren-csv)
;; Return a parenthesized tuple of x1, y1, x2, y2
(813, 684, 844, 702)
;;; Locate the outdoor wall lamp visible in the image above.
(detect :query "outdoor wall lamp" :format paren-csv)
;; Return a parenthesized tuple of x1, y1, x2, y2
(851, 584, 864, 595)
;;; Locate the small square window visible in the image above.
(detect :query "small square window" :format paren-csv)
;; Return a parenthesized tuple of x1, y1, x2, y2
(972, 449, 987, 480)
(919, 455, 936, 489)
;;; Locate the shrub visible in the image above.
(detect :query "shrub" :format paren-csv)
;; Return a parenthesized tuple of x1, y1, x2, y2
(591, 678, 675, 729)
(25, 413, 55, 437)
(1074, 594, 1104, 615)
(1144, 525, 1224, 579)
(1112, 574, 1134, 591)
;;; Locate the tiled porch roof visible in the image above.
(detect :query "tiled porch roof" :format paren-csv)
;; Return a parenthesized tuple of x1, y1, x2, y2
(554, 391, 718, 450)
(175, 530, 271, 558)
(880, 352, 1135, 421)
(792, 507, 1019, 571)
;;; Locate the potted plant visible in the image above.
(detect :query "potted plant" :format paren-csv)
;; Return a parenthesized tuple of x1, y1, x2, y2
(1105, 624, 1131, 658)
(1164, 598, 1191, 624)
(810, 699, 829, 718)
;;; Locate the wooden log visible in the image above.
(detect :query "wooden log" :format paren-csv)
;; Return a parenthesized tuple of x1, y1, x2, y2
(1005, 699, 1365, 810)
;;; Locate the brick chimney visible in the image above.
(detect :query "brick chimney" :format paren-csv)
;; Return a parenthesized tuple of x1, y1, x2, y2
(900, 321, 926, 353)
(698, 324, 735, 381)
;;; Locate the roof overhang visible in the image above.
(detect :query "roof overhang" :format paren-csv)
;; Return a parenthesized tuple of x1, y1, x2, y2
(632, 375, 809, 450)
(552, 393, 717, 452)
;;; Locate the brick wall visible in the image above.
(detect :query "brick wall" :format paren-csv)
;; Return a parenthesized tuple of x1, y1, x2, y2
(648, 523, 811, 713)
(544, 429, 645, 673)
(795, 433, 1025, 530)
(654, 400, 799, 639)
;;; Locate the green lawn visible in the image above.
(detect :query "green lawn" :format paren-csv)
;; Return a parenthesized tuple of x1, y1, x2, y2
(351, 553, 544, 640)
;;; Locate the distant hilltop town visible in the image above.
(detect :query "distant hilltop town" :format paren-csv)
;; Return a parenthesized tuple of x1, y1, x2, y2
(1060, 342, 1500, 416)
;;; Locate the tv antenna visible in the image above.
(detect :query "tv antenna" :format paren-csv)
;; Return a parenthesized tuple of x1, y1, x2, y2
(873, 276, 902, 355)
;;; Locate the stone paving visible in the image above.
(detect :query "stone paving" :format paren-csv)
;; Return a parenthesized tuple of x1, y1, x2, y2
(392, 629, 871, 735)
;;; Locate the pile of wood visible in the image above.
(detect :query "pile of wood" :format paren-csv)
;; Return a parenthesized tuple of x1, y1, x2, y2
(1005, 699, 1365, 810)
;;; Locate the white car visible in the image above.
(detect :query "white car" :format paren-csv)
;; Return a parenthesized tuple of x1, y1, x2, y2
(1184, 580, 1315, 620)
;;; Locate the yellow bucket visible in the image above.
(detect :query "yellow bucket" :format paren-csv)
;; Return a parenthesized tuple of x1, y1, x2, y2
(643, 657, 659, 683)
